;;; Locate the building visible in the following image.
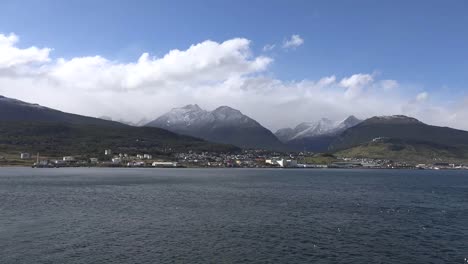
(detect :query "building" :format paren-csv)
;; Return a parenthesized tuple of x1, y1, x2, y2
(89, 158, 99, 163)
(20, 153, 30, 159)
(104, 149, 112, 155)
(144, 154, 152, 159)
(265, 157, 281, 165)
(63, 156, 75, 162)
(152, 161, 177, 167)
(54, 160, 66, 165)
(276, 159, 298, 168)
(112, 158, 122, 164)
(127, 161, 145, 167)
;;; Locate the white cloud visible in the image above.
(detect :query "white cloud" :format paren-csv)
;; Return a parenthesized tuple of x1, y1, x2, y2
(263, 44, 275, 52)
(416, 91, 428, 102)
(340, 73, 373, 89)
(339, 73, 373, 99)
(282, 34, 304, 49)
(0, 33, 51, 76)
(380, 79, 399, 91)
(48, 38, 272, 91)
(0, 32, 467, 132)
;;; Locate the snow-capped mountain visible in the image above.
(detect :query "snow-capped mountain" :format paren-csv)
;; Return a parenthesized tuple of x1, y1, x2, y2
(275, 116, 361, 142)
(275, 116, 361, 152)
(146, 105, 285, 150)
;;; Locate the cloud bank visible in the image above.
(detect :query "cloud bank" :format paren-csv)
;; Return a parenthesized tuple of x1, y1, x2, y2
(0, 32, 467, 131)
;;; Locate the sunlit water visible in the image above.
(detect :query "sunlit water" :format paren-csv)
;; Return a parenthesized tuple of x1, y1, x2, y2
(0, 168, 467, 263)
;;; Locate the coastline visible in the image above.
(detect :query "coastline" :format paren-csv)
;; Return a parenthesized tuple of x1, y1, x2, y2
(0, 165, 464, 170)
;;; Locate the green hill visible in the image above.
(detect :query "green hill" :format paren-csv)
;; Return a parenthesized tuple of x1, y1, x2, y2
(0, 121, 239, 158)
(330, 115, 468, 151)
(336, 138, 468, 164)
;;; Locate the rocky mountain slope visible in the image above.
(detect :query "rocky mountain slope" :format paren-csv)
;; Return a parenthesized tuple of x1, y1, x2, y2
(146, 105, 285, 150)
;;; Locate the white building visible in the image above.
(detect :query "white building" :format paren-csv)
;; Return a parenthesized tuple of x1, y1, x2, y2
(127, 161, 145, 167)
(104, 149, 112, 155)
(152, 161, 177, 167)
(20, 153, 30, 159)
(63, 156, 75, 162)
(144, 154, 152, 159)
(265, 157, 281, 165)
(89, 158, 99, 163)
(112, 158, 122, 163)
(276, 159, 298, 168)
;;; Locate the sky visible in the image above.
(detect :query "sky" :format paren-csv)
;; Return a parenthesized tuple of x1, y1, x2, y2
(0, 0, 468, 131)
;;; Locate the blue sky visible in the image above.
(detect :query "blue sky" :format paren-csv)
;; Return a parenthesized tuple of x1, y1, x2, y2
(2, 0, 467, 90)
(0, 0, 468, 129)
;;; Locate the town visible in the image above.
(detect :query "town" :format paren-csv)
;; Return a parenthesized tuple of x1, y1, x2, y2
(7, 149, 468, 170)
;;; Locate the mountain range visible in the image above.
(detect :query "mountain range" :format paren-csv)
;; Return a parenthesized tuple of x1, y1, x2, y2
(0, 96, 238, 157)
(276, 116, 361, 142)
(146, 104, 285, 150)
(1, 94, 468, 162)
(275, 116, 361, 152)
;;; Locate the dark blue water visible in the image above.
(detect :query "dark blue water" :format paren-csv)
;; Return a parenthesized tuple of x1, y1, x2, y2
(0, 168, 467, 263)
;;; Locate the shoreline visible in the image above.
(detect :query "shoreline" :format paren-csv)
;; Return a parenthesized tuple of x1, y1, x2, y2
(0, 165, 465, 171)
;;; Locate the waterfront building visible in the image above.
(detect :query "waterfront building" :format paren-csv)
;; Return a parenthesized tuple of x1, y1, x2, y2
(63, 156, 75, 162)
(20, 153, 31, 159)
(152, 161, 177, 167)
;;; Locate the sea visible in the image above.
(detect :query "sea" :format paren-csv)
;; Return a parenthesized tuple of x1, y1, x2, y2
(0, 168, 467, 264)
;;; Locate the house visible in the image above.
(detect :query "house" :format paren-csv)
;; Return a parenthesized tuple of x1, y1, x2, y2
(112, 158, 122, 164)
(20, 153, 31, 159)
(104, 149, 112, 155)
(144, 154, 152, 159)
(89, 158, 99, 163)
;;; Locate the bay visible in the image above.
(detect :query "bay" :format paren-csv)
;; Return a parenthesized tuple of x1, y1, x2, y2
(0, 168, 467, 263)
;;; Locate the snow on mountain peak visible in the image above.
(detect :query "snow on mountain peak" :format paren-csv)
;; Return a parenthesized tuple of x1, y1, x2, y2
(181, 104, 202, 111)
(275, 115, 362, 142)
(148, 104, 257, 129)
